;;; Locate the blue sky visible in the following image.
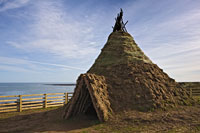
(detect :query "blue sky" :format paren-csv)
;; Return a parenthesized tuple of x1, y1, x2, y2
(0, 0, 200, 82)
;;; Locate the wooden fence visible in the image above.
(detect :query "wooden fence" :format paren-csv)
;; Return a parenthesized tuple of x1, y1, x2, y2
(187, 88, 200, 97)
(0, 87, 199, 113)
(179, 82, 200, 97)
(0, 92, 73, 113)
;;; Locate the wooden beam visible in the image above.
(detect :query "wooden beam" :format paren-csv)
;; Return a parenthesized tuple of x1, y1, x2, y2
(44, 94, 47, 108)
(65, 93, 68, 104)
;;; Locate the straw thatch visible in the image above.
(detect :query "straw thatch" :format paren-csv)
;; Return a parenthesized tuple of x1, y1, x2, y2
(63, 74, 112, 121)
(63, 31, 193, 122)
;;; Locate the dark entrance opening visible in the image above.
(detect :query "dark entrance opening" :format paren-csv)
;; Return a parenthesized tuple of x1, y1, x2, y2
(83, 84, 98, 120)
(84, 96, 98, 120)
(73, 81, 98, 120)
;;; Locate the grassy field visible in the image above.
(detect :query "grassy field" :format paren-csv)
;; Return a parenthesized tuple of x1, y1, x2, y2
(194, 96, 200, 104)
(0, 91, 200, 132)
(0, 104, 200, 133)
(0, 106, 60, 120)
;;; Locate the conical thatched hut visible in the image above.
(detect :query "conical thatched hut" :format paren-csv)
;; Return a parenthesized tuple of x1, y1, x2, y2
(63, 10, 193, 122)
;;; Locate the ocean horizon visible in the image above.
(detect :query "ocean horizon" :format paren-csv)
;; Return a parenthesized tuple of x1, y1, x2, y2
(0, 83, 75, 96)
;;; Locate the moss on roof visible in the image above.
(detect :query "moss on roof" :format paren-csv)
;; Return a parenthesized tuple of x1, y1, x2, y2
(88, 31, 152, 71)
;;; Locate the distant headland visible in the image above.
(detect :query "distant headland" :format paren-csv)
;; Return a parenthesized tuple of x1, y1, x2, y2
(45, 84, 76, 86)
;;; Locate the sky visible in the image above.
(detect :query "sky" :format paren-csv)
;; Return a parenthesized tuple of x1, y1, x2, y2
(0, 0, 200, 82)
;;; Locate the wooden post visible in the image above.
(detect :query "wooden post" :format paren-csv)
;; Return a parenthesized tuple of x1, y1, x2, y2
(44, 94, 47, 108)
(17, 95, 22, 112)
(190, 88, 192, 97)
(65, 93, 68, 104)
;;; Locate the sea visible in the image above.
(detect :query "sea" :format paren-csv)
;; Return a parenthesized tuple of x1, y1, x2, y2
(0, 83, 75, 96)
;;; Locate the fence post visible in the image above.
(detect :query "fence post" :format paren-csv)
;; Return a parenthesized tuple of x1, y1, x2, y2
(65, 93, 68, 104)
(190, 88, 192, 97)
(17, 95, 22, 112)
(44, 94, 47, 108)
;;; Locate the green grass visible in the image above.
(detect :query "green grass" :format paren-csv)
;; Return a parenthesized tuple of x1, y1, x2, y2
(75, 122, 145, 133)
(81, 131, 89, 133)
(0, 106, 59, 120)
(196, 125, 200, 131)
(1, 95, 200, 132)
(193, 96, 200, 104)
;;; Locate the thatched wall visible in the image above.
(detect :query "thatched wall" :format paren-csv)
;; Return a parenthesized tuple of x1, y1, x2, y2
(63, 74, 112, 122)
(63, 31, 194, 121)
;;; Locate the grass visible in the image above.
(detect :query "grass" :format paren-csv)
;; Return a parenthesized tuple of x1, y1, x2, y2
(196, 125, 200, 131)
(0, 106, 59, 120)
(71, 123, 145, 133)
(75, 122, 200, 133)
(0, 95, 200, 132)
(193, 96, 200, 104)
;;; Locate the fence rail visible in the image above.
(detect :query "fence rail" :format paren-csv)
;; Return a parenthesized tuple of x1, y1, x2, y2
(186, 88, 200, 97)
(0, 92, 73, 113)
(0, 86, 200, 113)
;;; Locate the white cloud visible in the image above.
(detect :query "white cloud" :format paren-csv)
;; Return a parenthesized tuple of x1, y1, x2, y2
(0, 56, 30, 65)
(3, 0, 200, 81)
(0, 64, 36, 73)
(149, 10, 200, 81)
(0, 0, 30, 12)
(0, 56, 85, 72)
(125, 2, 200, 81)
(8, 0, 98, 59)
(28, 60, 85, 70)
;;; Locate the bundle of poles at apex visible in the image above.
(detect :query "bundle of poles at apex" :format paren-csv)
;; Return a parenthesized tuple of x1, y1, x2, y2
(113, 8, 128, 32)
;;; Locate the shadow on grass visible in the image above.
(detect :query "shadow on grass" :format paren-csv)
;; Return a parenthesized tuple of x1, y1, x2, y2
(0, 107, 101, 132)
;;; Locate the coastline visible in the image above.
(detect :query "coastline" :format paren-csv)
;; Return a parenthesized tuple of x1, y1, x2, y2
(45, 84, 76, 86)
